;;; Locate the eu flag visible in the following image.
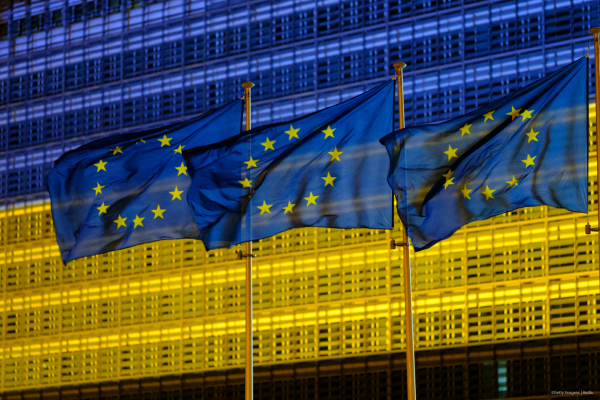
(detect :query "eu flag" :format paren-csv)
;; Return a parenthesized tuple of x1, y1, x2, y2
(182, 81, 394, 250)
(47, 101, 243, 263)
(380, 58, 589, 252)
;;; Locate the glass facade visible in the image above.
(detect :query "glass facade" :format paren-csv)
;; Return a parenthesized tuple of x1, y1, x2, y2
(0, 0, 599, 396)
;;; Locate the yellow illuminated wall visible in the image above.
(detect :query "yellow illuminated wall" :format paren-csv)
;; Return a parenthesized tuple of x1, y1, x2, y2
(0, 112, 598, 391)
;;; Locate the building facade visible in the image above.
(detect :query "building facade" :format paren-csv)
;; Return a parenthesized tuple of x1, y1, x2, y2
(0, 0, 599, 398)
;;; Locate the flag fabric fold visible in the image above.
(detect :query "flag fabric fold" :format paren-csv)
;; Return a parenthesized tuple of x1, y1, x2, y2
(380, 58, 589, 252)
(47, 101, 243, 263)
(183, 81, 395, 250)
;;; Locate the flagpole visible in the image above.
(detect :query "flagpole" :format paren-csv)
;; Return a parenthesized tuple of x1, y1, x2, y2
(241, 81, 255, 400)
(392, 62, 417, 400)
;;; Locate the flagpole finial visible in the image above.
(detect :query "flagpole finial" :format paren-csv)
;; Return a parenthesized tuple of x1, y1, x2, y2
(393, 62, 407, 71)
(242, 82, 255, 89)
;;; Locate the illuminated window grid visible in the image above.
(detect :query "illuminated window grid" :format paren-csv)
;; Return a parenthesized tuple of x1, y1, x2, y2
(0, 210, 598, 385)
(2, 47, 596, 200)
(0, 0, 597, 182)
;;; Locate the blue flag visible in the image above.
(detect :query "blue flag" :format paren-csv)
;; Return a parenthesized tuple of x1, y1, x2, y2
(47, 101, 243, 263)
(182, 81, 394, 250)
(380, 58, 589, 252)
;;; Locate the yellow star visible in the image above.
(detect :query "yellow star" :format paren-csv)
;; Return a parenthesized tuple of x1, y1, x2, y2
(459, 123, 472, 137)
(244, 156, 258, 169)
(94, 160, 107, 172)
(283, 201, 295, 214)
(461, 184, 472, 199)
(328, 147, 343, 162)
(158, 135, 172, 147)
(174, 145, 185, 154)
(257, 201, 272, 215)
(136, 139, 146, 144)
(261, 137, 276, 151)
(507, 175, 519, 187)
(443, 145, 458, 160)
(521, 109, 534, 121)
(507, 106, 521, 121)
(522, 154, 536, 168)
(110, 146, 123, 155)
(93, 183, 105, 196)
(322, 125, 336, 139)
(133, 215, 144, 228)
(525, 128, 538, 143)
(442, 169, 454, 180)
(322, 172, 336, 187)
(483, 110, 495, 122)
(239, 178, 253, 188)
(482, 185, 495, 200)
(97, 202, 109, 215)
(175, 162, 188, 176)
(304, 192, 319, 206)
(151, 205, 166, 219)
(169, 187, 184, 200)
(285, 125, 300, 140)
(443, 177, 455, 189)
(113, 215, 127, 229)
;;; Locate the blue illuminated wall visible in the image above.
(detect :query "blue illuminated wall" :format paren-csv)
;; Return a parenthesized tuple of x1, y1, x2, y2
(0, 0, 598, 204)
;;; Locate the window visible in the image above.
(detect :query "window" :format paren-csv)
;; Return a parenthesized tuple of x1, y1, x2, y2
(67, 4, 83, 23)
(30, 14, 45, 32)
(51, 10, 63, 27)
(108, 0, 121, 14)
(11, 19, 26, 37)
(0, 23, 7, 39)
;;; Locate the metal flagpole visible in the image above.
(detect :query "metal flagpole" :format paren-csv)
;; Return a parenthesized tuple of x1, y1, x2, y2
(239, 81, 255, 400)
(391, 62, 417, 400)
(585, 28, 600, 285)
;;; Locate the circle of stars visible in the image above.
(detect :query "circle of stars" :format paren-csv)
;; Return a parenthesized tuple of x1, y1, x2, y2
(241, 123, 343, 217)
(90, 133, 189, 231)
(440, 105, 537, 202)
